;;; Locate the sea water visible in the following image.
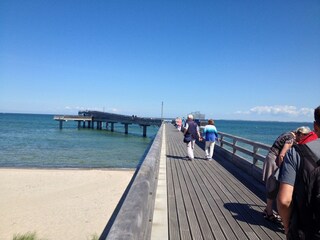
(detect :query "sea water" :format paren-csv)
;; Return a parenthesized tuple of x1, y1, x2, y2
(0, 113, 158, 168)
(216, 119, 314, 146)
(0, 113, 314, 168)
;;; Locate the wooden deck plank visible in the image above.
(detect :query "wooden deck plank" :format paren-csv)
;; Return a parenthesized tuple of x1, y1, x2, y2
(183, 161, 225, 239)
(190, 161, 238, 240)
(199, 160, 263, 240)
(164, 124, 285, 240)
(203, 160, 284, 239)
(179, 160, 213, 240)
(192, 162, 231, 239)
(207, 153, 285, 239)
(193, 160, 249, 240)
(176, 160, 204, 240)
(166, 126, 245, 239)
(167, 132, 192, 240)
(167, 151, 181, 240)
(170, 160, 190, 239)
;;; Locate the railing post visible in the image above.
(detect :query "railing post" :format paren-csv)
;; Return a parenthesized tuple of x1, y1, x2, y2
(232, 139, 237, 155)
(253, 146, 258, 166)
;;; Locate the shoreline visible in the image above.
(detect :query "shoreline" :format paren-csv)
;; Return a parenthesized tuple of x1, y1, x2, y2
(0, 168, 134, 240)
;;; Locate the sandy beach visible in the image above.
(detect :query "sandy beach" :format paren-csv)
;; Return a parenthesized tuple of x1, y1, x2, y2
(0, 168, 134, 240)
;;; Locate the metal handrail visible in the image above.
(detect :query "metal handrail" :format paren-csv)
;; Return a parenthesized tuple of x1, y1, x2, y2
(216, 131, 271, 182)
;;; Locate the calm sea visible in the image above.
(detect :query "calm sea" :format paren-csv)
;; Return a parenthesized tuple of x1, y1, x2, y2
(0, 113, 314, 169)
(216, 119, 314, 146)
(0, 113, 158, 168)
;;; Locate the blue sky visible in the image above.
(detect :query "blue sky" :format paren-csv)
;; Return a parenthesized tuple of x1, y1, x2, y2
(1, 0, 319, 122)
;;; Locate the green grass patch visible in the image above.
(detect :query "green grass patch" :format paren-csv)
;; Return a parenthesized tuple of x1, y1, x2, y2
(13, 232, 42, 240)
(89, 233, 99, 240)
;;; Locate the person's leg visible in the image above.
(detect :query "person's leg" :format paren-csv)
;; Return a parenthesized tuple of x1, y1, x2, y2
(205, 141, 210, 158)
(187, 141, 194, 159)
(266, 172, 279, 215)
(191, 140, 195, 159)
(265, 181, 281, 222)
(266, 198, 274, 216)
(209, 141, 215, 159)
(191, 140, 195, 149)
(262, 152, 277, 215)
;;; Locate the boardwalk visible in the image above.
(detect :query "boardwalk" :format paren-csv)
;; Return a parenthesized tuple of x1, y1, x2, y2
(104, 123, 286, 240)
(164, 123, 285, 240)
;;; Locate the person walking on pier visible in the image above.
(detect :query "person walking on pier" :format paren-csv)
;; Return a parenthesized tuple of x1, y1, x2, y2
(202, 119, 219, 160)
(183, 114, 201, 161)
(277, 106, 320, 239)
(175, 117, 182, 131)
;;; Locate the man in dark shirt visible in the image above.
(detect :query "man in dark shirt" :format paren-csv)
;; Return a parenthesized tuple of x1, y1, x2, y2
(183, 114, 201, 160)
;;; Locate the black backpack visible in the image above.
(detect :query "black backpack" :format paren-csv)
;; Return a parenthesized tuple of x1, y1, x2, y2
(288, 144, 320, 240)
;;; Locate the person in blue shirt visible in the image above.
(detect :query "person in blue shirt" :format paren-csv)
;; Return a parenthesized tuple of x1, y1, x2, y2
(202, 119, 219, 160)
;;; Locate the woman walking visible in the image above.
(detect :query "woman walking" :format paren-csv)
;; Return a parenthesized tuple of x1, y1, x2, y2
(202, 119, 219, 160)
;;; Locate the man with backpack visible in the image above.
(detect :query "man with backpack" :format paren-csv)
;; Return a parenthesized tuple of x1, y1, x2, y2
(277, 105, 320, 239)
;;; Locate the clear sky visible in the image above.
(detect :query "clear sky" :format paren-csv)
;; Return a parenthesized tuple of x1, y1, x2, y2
(1, 0, 319, 122)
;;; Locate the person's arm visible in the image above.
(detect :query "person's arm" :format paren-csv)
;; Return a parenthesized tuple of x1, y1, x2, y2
(183, 123, 189, 135)
(277, 147, 298, 236)
(276, 142, 293, 167)
(202, 127, 206, 140)
(197, 126, 202, 140)
(214, 128, 219, 140)
(277, 182, 294, 235)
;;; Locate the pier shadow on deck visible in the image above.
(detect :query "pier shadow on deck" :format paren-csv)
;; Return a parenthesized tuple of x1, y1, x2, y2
(165, 124, 285, 240)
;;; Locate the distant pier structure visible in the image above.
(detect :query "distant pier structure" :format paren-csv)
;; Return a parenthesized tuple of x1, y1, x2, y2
(54, 110, 162, 137)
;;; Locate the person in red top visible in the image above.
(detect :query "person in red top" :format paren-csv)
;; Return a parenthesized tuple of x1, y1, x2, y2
(296, 127, 318, 144)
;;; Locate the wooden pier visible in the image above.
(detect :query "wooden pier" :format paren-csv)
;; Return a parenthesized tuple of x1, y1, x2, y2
(102, 123, 285, 240)
(53, 115, 93, 129)
(54, 110, 162, 137)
